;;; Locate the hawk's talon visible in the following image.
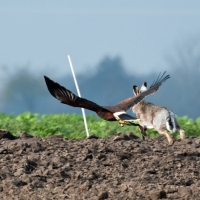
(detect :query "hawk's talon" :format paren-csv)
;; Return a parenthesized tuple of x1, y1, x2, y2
(118, 119, 126, 127)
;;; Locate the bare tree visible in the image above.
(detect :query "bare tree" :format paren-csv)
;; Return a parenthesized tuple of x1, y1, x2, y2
(161, 37, 200, 119)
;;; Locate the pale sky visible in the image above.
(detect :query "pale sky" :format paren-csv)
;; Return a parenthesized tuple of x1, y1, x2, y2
(1, 1, 200, 78)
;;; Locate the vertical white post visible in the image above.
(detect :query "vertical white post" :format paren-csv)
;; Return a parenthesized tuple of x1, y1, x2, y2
(67, 55, 90, 137)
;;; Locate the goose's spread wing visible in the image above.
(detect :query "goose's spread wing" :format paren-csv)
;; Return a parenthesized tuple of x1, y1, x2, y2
(112, 72, 170, 112)
(44, 76, 107, 112)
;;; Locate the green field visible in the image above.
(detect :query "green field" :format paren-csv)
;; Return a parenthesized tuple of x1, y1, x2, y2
(0, 112, 199, 139)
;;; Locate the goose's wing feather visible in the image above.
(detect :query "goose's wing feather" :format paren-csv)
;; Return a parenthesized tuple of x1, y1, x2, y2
(44, 76, 106, 112)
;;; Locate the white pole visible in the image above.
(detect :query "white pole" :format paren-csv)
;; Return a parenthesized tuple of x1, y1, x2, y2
(67, 55, 90, 137)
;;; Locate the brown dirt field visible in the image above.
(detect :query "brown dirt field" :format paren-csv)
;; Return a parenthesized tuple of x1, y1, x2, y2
(0, 129, 200, 200)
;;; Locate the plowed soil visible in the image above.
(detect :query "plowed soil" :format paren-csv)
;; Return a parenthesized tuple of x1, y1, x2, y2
(0, 129, 200, 200)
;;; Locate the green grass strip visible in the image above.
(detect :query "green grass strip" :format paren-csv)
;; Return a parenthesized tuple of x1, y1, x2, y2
(0, 112, 199, 139)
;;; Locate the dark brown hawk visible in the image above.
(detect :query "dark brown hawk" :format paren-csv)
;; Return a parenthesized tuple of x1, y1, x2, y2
(44, 72, 169, 126)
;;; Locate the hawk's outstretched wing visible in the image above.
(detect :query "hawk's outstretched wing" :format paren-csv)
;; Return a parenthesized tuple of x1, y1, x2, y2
(44, 76, 107, 113)
(106, 71, 170, 112)
(44, 71, 169, 116)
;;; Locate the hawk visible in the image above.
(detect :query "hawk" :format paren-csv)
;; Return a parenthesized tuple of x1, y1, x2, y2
(44, 72, 169, 126)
